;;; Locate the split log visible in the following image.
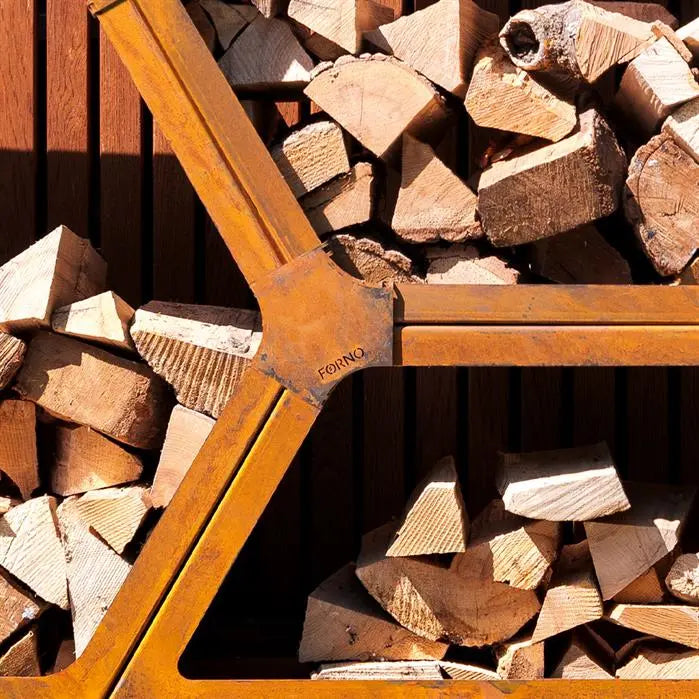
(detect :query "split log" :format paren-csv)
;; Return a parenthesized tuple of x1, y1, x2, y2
(130, 302, 261, 419)
(0, 225, 106, 332)
(452, 499, 560, 591)
(531, 541, 603, 642)
(529, 225, 632, 284)
(0, 495, 68, 609)
(616, 38, 699, 134)
(550, 626, 615, 679)
(0, 629, 40, 677)
(365, 0, 499, 96)
(327, 234, 420, 285)
(0, 498, 16, 515)
(186, 0, 217, 52)
(425, 245, 520, 285)
(584, 481, 696, 599)
(677, 17, 699, 59)
(305, 55, 447, 158)
(386, 455, 468, 557)
(608, 604, 699, 648)
(50, 424, 143, 497)
(624, 134, 699, 276)
(617, 645, 699, 679)
(299, 562, 448, 662)
(51, 291, 135, 352)
(288, 0, 393, 53)
(200, 0, 257, 50)
(478, 108, 626, 247)
(312, 660, 444, 680)
(218, 16, 314, 90)
(300, 162, 374, 235)
(70, 486, 151, 554)
(613, 564, 667, 604)
(499, 0, 657, 83)
(270, 120, 350, 198)
(439, 662, 499, 680)
(497, 442, 629, 521)
(590, 2, 677, 28)
(392, 135, 480, 244)
(0, 334, 25, 390)
(58, 498, 132, 657)
(663, 97, 699, 164)
(0, 400, 38, 501)
(666, 553, 699, 605)
(16, 332, 172, 449)
(151, 405, 215, 508)
(465, 39, 576, 142)
(0, 570, 42, 644)
(496, 635, 545, 679)
(250, 0, 287, 18)
(680, 258, 699, 285)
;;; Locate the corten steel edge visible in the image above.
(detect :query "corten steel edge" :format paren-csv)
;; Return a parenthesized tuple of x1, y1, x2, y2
(0, 0, 696, 696)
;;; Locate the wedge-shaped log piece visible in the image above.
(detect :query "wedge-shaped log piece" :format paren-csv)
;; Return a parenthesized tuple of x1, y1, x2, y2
(16, 333, 172, 449)
(51, 291, 135, 351)
(218, 16, 314, 90)
(425, 245, 520, 285)
(270, 120, 350, 198)
(392, 135, 480, 244)
(609, 604, 699, 648)
(496, 635, 544, 679)
(677, 17, 699, 58)
(305, 55, 447, 158)
(666, 553, 699, 605)
(679, 258, 699, 285)
(0, 629, 39, 677)
(585, 481, 696, 600)
(0, 334, 25, 390)
(0, 495, 67, 609)
(625, 134, 699, 277)
(478, 108, 626, 247)
(663, 98, 699, 164)
(550, 626, 614, 678)
(387, 455, 468, 557)
(187, 0, 217, 52)
(0, 225, 106, 332)
(151, 405, 215, 509)
(251, 0, 286, 17)
(500, 0, 656, 83)
(617, 645, 699, 679)
(130, 302, 261, 419)
(590, 2, 677, 27)
(70, 486, 151, 555)
(614, 563, 667, 604)
(616, 38, 699, 134)
(366, 0, 498, 96)
(531, 542, 603, 642)
(50, 424, 143, 497)
(299, 562, 447, 662)
(312, 660, 443, 680)
(498, 442, 628, 521)
(289, 0, 393, 53)
(200, 0, 257, 50)
(58, 498, 132, 657)
(439, 662, 499, 680)
(301, 162, 374, 235)
(0, 571, 42, 645)
(465, 39, 576, 142)
(0, 400, 38, 501)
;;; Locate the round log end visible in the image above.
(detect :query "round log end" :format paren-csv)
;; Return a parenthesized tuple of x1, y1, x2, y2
(499, 13, 546, 71)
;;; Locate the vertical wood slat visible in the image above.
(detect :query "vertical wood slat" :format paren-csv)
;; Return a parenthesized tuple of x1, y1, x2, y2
(0, 0, 36, 262)
(521, 368, 564, 451)
(680, 368, 699, 485)
(573, 368, 616, 452)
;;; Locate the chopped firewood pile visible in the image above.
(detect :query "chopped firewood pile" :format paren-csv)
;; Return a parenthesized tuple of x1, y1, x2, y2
(0, 225, 260, 674)
(186, 0, 699, 285)
(300, 448, 699, 680)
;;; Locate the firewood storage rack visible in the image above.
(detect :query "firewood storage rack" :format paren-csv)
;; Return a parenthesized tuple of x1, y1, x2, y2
(1, 0, 696, 695)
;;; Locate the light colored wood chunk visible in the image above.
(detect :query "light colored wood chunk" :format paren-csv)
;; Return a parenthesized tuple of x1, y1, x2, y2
(550, 626, 614, 679)
(0, 571, 42, 645)
(270, 120, 350, 198)
(151, 405, 215, 508)
(0, 334, 25, 390)
(70, 486, 151, 554)
(301, 162, 373, 235)
(305, 55, 447, 158)
(496, 635, 544, 679)
(0, 225, 106, 333)
(677, 17, 699, 58)
(663, 97, 699, 163)
(666, 553, 699, 605)
(130, 302, 260, 419)
(466, 38, 576, 142)
(617, 645, 699, 679)
(439, 662, 499, 680)
(609, 604, 699, 648)
(0, 495, 67, 609)
(392, 135, 480, 244)
(51, 291, 135, 351)
(613, 564, 666, 604)
(218, 16, 314, 90)
(366, 0, 498, 96)
(250, 0, 286, 18)
(624, 134, 699, 276)
(0, 400, 38, 501)
(288, 0, 393, 53)
(425, 245, 520, 285)
(16, 332, 171, 449)
(478, 108, 626, 247)
(387, 456, 468, 557)
(616, 38, 699, 134)
(590, 2, 677, 28)
(299, 562, 447, 662)
(498, 442, 628, 521)
(200, 0, 257, 50)
(58, 498, 132, 657)
(585, 481, 696, 600)
(0, 628, 40, 677)
(312, 660, 443, 680)
(0, 498, 17, 516)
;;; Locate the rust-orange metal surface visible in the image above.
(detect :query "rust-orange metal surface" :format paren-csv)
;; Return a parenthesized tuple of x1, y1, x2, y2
(0, 0, 695, 695)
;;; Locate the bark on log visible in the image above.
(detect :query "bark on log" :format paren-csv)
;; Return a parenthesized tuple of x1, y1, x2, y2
(0, 400, 38, 501)
(0, 334, 25, 390)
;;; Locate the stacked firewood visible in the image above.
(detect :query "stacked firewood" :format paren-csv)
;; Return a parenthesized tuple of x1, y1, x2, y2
(300, 446, 699, 680)
(187, 0, 699, 285)
(0, 225, 260, 674)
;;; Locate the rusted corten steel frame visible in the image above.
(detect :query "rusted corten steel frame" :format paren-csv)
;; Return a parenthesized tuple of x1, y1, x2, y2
(0, 0, 696, 695)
